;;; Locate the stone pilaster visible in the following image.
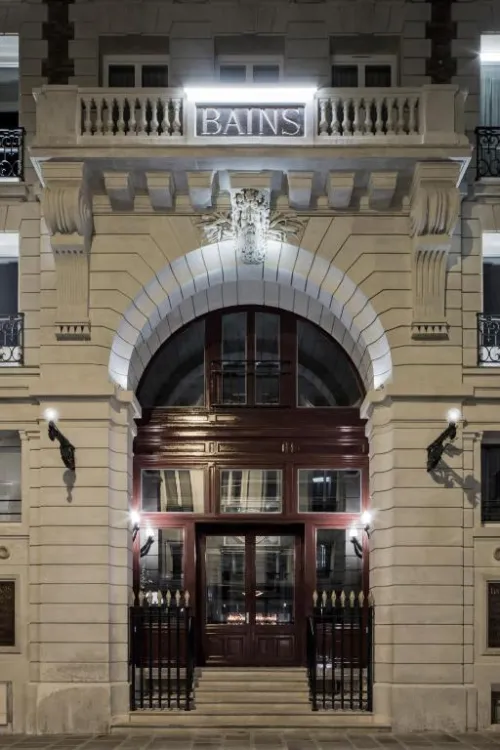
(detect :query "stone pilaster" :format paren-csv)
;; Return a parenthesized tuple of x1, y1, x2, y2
(27, 391, 138, 734)
(363, 387, 476, 731)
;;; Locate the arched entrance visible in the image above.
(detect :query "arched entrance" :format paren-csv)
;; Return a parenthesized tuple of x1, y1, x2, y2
(132, 305, 369, 668)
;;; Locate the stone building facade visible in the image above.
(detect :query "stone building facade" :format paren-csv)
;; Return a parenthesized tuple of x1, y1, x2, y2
(1, 0, 500, 737)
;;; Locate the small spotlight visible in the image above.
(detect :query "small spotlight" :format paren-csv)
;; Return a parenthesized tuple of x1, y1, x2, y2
(130, 510, 140, 527)
(43, 408, 58, 423)
(446, 408, 461, 425)
(348, 526, 363, 559)
(361, 511, 372, 527)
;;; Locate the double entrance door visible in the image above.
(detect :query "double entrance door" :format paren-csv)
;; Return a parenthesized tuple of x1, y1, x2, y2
(197, 526, 303, 666)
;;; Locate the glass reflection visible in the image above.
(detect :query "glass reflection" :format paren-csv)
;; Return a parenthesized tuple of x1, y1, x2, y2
(139, 527, 184, 593)
(142, 469, 204, 513)
(220, 469, 282, 513)
(221, 312, 247, 405)
(255, 535, 294, 624)
(316, 529, 362, 593)
(298, 469, 361, 513)
(206, 536, 246, 625)
(255, 312, 280, 405)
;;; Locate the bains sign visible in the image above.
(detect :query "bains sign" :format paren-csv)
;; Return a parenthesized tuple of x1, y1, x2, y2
(195, 105, 305, 137)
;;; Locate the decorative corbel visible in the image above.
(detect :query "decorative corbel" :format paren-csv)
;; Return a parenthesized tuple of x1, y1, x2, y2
(409, 162, 461, 340)
(40, 163, 94, 341)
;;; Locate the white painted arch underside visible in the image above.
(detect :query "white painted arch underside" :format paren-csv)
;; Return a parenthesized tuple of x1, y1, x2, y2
(108, 240, 393, 393)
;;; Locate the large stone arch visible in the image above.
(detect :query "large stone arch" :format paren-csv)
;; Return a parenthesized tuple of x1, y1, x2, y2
(108, 240, 393, 392)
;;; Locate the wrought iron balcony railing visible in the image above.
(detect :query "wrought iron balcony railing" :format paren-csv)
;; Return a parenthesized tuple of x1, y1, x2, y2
(475, 127, 500, 179)
(0, 314, 24, 365)
(0, 129, 24, 180)
(478, 314, 500, 365)
(209, 359, 291, 407)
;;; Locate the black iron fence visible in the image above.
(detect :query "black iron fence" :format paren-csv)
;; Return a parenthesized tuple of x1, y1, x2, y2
(478, 314, 500, 365)
(0, 314, 24, 365)
(129, 590, 195, 711)
(307, 591, 374, 712)
(475, 127, 500, 180)
(209, 359, 291, 406)
(0, 129, 24, 180)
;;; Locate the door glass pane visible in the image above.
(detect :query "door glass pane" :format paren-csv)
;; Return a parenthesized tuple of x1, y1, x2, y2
(142, 64, 168, 87)
(255, 535, 294, 624)
(139, 527, 184, 595)
(221, 312, 247, 405)
(206, 536, 246, 624)
(220, 469, 282, 513)
(141, 469, 204, 513)
(252, 65, 280, 83)
(316, 529, 362, 593)
(331, 65, 358, 87)
(298, 469, 361, 512)
(365, 64, 392, 87)
(219, 65, 247, 83)
(255, 312, 280, 405)
(108, 64, 135, 87)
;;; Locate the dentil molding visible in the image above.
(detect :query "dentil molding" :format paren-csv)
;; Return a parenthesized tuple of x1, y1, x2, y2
(40, 163, 94, 342)
(409, 162, 461, 341)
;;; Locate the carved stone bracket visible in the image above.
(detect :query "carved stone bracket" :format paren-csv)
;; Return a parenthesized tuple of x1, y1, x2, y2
(409, 162, 461, 340)
(40, 162, 94, 341)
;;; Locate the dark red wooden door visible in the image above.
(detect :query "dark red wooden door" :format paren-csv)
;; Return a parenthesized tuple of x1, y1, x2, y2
(199, 530, 303, 666)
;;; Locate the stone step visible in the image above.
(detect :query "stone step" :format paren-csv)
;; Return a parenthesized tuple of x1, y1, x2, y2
(196, 690, 309, 704)
(192, 703, 314, 715)
(200, 669, 307, 681)
(196, 680, 307, 692)
(113, 713, 388, 731)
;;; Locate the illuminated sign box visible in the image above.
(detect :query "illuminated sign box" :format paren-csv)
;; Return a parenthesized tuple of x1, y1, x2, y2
(195, 106, 305, 138)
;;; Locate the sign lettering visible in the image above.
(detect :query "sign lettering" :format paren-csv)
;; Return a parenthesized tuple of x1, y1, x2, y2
(196, 106, 305, 138)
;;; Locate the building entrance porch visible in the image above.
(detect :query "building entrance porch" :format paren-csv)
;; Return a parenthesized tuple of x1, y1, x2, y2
(197, 525, 304, 666)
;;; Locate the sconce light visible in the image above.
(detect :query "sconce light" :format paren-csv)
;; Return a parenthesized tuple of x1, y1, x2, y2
(140, 527, 155, 558)
(361, 510, 372, 538)
(348, 511, 373, 559)
(130, 510, 140, 542)
(44, 409, 76, 471)
(426, 408, 461, 473)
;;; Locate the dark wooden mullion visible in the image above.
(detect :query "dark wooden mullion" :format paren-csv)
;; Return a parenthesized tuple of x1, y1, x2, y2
(247, 311, 255, 406)
(206, 310, 221, 408)
(280, 311, 296, 408)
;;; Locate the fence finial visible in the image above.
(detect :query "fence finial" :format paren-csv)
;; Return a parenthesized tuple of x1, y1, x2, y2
(340, 590, 346, 607)
(145, 590, 153, 606)
(358, 591, 365, 607)
(166, 590, 172, 607)
(349, 591, 355, 607)
(139, 590, 146, 606)
(368, 590, 375, 607)
(157, 590, 163, 606)
(312, 590, 318, 607)
(331, 591, 337, 607)
(175, 590, 181, 606)
(321, 591, 327, 607)
(184, 590, 190, 607)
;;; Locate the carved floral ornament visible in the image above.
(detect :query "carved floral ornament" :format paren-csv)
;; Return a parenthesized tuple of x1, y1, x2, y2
(41, 174, 94, 341)
(409, 163, 461, 340)
(197, 188, 307, 265)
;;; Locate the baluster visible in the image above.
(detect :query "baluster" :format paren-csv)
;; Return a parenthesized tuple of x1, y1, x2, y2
(160, 94, 169, 135)
(172, 98, 182, 136)
(150, 97, 159, 135)
(330, 97, 340, 135)
(396, 96, 406, 134)
(352, 98, 362, 135)
(341, 97, 350, 135)
(94, 97, 103, 135)
(116, 97, 125, 134)
(386, 96, 396, 135)
(82, 97, 92, 135)
(408, 96, 418, 134)
(128, 97, 137, 135)
(103, 97, 112, 135)
(374, 96, 383, 135)
(318, 97, 329, 136)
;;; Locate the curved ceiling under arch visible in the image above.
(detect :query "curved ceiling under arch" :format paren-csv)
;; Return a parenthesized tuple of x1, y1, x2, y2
(108, 240, 392, 393)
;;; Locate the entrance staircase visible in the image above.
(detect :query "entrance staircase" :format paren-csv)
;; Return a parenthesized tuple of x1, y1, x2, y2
(114, 667, 385, 731)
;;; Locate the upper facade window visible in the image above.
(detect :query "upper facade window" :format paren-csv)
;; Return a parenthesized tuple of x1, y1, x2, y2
(481, 443, 500, 523)
(217, 56, 282, 84)
(137, 308, 364, 410)
(0, 431, 21, 522)
(480, 35, 500, 127)
(331, 55, 396, 88)
(103, 55, 169, 88)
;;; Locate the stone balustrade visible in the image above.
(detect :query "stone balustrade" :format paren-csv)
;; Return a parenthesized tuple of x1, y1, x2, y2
(32, 84, 467, 148)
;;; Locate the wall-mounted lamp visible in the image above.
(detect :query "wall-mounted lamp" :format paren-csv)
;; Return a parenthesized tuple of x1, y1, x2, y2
(44, 408, 76, 471)
(361, 510, 372, 538)
(348, 512, 372, 559)
(140, 527, 155, 558)
(426, 408, 461, 473)
(130, 510, 140, 542)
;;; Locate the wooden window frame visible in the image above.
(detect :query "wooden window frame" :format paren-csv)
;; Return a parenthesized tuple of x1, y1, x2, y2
(216, 55, 283, 82)
(102, 54, 169, 87)
(331, 54, 398, 87)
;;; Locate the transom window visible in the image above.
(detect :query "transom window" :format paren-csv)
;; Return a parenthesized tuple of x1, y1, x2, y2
(103, 55, 169, 87)
(217, 56, 282, 83)
(137, 308, 364, 410)
(331, 55, 396, 88)
(220, 469, 283, 513)
(298, 469, 361, 513)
